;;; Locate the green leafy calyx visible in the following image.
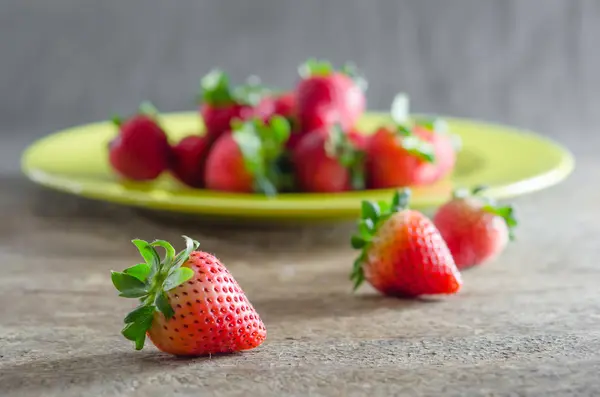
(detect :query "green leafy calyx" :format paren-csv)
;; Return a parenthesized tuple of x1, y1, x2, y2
(110, 236, 200, 351)
(110, 101, 161, 130)
(200, 70, 270, 107)
(324, 125, 366, 190)
(299, 59, 368, 91)
(389, 93, 436, 163)
(349, 189, 412, 291)
(298, 58, 334, 78)
(232, 116, 292, 196)
(454, 185, 518, 240)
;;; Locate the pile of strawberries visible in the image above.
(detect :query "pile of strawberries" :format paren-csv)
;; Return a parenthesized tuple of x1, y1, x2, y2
(108, 59, 459, 194)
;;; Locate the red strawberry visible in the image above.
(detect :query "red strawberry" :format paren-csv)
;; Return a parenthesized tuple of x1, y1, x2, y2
(108, 102, 171, 181)
(365, 94, 458, 188)
(350, 189, 462, 297)
(170, 135, 212, 188)
(293, 125, 365, 193)
(272, 91, 297, 122)
(111, 236, 266, 356)
(296, 59, 366, 132)
(199, 70, 271, 142)
(204, 116, 292, 195)
(433, 186, 517, 269)
(347, 127, 369, 151)
(365, 125, 438, 188)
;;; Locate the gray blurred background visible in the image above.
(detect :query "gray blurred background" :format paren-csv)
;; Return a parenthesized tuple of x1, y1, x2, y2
(1, 0, 597, 175)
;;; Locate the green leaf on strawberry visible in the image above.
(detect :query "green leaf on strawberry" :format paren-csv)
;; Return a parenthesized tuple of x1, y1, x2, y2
(232, 75, 272, 107)
(232, 116, 292, 196)
(200, 70, 271, 107)
(200, 69, 235, 106)
(138, 101, 160, 120)
(111, 236, 200, 350)
(389, 93, 437, 163)
(298, 58, 335, 78)
(454, 185, 518, 240)
(350, 189, 412, 290)
(324, 125, 366, 190)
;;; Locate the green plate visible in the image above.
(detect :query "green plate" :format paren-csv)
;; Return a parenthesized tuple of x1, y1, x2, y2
(21, 112, 574, 220)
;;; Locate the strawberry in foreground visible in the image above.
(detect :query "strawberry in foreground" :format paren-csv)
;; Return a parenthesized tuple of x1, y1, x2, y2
(350, 189, 462, 297)
(199, 70, 273, 142)
(296, 59, 366, 133)
(204, 116, 292, 195)
(170, 135, 212, 188)
(433, 186, 517, 269)
(293, 125, 365, 192)
(365, 94, 458, 189)
(111, 236, 266, 356)
(108, 102, 172, 181)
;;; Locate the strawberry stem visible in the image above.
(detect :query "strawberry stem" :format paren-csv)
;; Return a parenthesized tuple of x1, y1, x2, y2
(324, 125, 366, 190)
(350, 189, 412, 291)
(111, 236, 200, 351)
(200, 69, 235, 106)
(232, 116, 292, 196)
(453, 186, 518, 241)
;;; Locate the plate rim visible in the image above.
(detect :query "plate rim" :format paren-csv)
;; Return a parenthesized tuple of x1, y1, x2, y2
(20, 112, 576, 218)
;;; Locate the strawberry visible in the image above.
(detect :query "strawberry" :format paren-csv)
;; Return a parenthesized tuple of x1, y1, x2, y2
(111, 236, 266, 356)
(204, 116, 292, 195)
(170, 135, 212, 188)
(433, 186, 517, 269)
(293, 125, 365, 193)
(296, 59, 366, 132)
(108, 102, 171, 181)
(272, 91, 296, 121)
(199, 70, 272, 142)
(350, 189, 462, 297)
(365, 94, 458, 189)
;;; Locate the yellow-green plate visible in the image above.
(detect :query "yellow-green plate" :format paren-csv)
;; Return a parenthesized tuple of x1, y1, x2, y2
(21, 112, 574, 220)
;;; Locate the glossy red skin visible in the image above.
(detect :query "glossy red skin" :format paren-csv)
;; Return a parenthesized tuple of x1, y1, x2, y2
(273, 92, 296, 120)
(108, 115, 171, 181)
(201, 98, 275, 143)
(148, 251, 266, 356)
(363, 210, 462, 297)
(433, 197, 509, 269)
(200, 103, 254, 143)
(292, 129, 353, 193)
(204, 132, 254, 193)
(296, 73, 365, 132)
(170, 135, 212, 188)
(365, 127, 441, 189)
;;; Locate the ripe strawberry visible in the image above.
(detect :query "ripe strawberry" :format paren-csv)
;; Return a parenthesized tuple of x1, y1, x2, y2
(111, 236, 266, 356)
(170, 135, 212, 188)
(272, 91, 296, 121)
(293, 125, 365, 192)
(108, 102, 171, 181)
(199, 70, 272, 142)
(350, 189, 462, 297)
(433, 186, 517, 269)
(365, 94, 458, 188)
(296, 59, 366, 132)
(204, 116, 292, 195)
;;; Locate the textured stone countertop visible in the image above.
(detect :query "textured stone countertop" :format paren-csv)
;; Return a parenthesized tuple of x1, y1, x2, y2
(1, 144, 599, 396)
